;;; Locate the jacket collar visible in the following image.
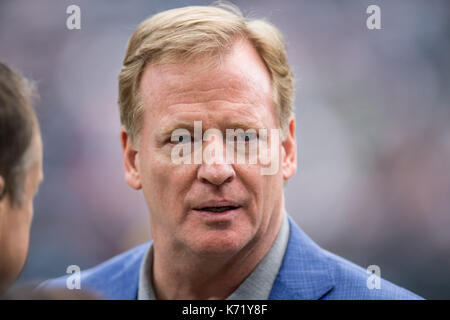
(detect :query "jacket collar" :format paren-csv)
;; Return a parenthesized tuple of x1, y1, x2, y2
(269, 216, 335, 300)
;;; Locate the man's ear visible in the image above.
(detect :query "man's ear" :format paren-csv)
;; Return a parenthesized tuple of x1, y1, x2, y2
(281, 116, 297, 181)
(120, 126, 142, 190)
(0, 175, 4, 201)
(0, 175, 5, 216)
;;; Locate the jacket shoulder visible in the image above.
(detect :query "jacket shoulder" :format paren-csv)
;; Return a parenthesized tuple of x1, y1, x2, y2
(320, 249, 422, 300)
(36, 242, 151, 299)
(271, 216, 423, 300)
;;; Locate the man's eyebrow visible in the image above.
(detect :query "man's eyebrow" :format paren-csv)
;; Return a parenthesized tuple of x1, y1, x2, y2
(226, 120, 265, 131)
(158, 119, 265, 138)
(159, 121, 196, 138)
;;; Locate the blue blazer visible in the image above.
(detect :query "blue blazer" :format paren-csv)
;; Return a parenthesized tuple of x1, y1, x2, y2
(38, 216, 422, 299)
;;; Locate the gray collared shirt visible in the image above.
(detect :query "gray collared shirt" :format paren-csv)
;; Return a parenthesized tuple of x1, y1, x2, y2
(138, 213, 290, 300)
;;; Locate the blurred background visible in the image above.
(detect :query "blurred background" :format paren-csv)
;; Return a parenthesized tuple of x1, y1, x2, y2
(1, 0, 449, 299)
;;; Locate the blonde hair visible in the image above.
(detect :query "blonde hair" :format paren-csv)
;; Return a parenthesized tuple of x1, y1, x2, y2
(118, 3, 294, 144)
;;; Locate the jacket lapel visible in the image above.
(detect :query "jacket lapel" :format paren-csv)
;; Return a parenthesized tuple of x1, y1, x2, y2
(269, 216, 335, 300)
(83, 241, 150, 300)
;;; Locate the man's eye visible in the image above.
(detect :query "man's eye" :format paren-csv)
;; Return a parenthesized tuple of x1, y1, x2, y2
(236, 132, 257, 142)
(172, 134, 192, 144)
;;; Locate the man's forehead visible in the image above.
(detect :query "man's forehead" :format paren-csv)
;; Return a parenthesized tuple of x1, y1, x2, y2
(139, 39, 273, 109)
(141, 65, 264, 107)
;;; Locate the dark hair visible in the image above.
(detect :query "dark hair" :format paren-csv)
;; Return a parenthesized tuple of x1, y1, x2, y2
(0, 61, 37, 207)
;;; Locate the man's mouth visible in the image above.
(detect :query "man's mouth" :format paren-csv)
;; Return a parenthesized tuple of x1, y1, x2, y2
(195, 206, 240, 213)
(192, 200, 242, 215)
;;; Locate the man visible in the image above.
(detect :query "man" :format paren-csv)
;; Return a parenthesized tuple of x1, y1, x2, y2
(40, 4, 421, 299)
(0, 61, 43, 294)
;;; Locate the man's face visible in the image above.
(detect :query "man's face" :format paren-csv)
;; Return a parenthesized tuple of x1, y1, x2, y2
(0, 130, 43, 291)
(122, 39, 296, 256)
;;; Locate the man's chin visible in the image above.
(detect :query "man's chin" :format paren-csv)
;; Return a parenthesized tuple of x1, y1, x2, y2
(178, 215, 256, 256)
(185, 231, 251, 257)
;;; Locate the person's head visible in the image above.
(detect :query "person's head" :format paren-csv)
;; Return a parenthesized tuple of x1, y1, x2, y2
(119, 4, 296, 256)
(0, 61, 43, 292)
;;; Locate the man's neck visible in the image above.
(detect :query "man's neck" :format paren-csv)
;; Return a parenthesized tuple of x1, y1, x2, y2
(151, 211, 284, 300)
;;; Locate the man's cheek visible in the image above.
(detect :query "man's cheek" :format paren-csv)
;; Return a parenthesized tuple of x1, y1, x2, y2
(151, 163, 186, 198)
(236, 164, 261, 186)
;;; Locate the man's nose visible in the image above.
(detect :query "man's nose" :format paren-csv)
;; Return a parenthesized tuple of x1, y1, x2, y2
(197, 162, 236, 186)
(196, 131, 235, 186)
